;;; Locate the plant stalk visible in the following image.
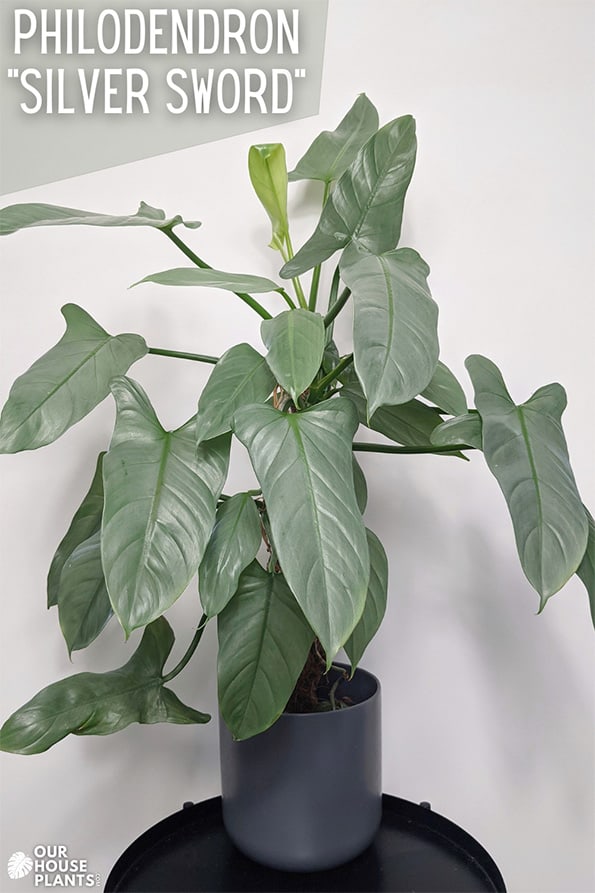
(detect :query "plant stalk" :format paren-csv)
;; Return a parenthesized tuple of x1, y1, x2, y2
(308, 181, 331, 311)
(162, 227, 272, 320)
(352, 441, 476, 455)
(284, 232, 308, 310)
(278, 288, 297, 309)
(162, 615, 208, 683)
(324, 287, 351, 327)
(312, 353, 354, 394)
(148, 347, 219, 364)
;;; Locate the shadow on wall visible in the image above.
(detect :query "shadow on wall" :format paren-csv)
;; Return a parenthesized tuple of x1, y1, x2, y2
(365, 457, 592, 827)
(459, 524, 593, 820)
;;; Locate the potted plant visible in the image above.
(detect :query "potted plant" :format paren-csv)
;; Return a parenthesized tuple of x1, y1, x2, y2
(0, 95, 592, 871)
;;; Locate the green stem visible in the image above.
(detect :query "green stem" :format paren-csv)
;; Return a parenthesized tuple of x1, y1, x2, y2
(162, 227, 272, 321)
(162, 227, 210, 268)
(324, 287, 351, 328)
(308, 181, 331, 312)
(324, 266, 341, 344)
(352, 441, 476, 455)
(312, 353, 354, 394)
(148, 347, 219, 364)
(162, 615, 208, 683)
(284, 232, 308, 309)
(278, 288, 297, 309)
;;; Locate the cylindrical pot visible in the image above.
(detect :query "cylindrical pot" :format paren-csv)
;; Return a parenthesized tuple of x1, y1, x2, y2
(219, 663, 382, 872)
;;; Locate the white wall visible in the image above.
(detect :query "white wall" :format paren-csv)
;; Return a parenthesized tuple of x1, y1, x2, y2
(1, 2, 594, 891)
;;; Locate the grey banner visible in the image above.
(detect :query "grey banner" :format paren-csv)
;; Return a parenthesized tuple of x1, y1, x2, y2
(0, 0, 328, 194)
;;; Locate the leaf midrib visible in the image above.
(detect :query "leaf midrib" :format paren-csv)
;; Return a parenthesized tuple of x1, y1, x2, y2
(377, 255, 397, 382)
(134, 431, 174, 599)
(351, 125, 408, 243)
(235, 574, 275, 734)
(206, 495, 255, 599)
(516, 406, 544, 578)
(287, 416, 328, 611)
(14, 673, 165, 734)
(199, 355, 269, 434)
(326, 106, 369, 181)
(6, 334, 115, 438)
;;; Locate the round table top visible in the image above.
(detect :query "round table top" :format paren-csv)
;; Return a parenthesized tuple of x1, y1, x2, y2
(105, 794, 506, 892)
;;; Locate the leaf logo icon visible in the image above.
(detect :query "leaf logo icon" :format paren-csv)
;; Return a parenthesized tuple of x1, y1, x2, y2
(7, 852, 33, 880)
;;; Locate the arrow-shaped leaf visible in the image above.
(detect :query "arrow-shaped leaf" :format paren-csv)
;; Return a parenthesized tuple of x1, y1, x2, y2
(342, 248, 439, 414)
(233, 399, 369, 661)
(133, 267, 282, 294)
(102, 378, 230, 635)
(466, 355, 588, 604)
(248, 144, 289, 252)
(47, 451, 105, 608)
(57, 530, 112, 656)
(217, 562, 314, 740)
(289, 94, 379, 184)
(195, 343, 275, 446)
(344, 529, 388, 671)
(280, 115, 416, 278)
(0, 618, 209, 755)
(199, 493, 262, 618)
(261, 309, 325, 403)
(0, 304, 147, 453)
(0, 201, 200, 236)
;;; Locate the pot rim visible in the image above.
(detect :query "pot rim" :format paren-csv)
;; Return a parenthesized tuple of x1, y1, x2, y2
(277, 661, 381, 722)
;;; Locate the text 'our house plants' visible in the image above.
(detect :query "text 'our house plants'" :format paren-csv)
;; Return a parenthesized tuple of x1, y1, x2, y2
(0, 94, 593, 758)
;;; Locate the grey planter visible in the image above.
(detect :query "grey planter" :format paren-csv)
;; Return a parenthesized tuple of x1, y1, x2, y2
(219, 663, 382, 872)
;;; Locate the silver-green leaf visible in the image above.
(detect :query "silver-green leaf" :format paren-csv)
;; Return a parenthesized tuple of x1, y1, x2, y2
(576, 507, 595, 628)
(195, 343, 275, 446)
(280, 115, 416, 278)
(233, 399, 369, 661)
(57, 531, 112, 656)
(261, 309, 325, 403)
(0, 304, 147, 453)
(352, 455, 368, 514)
(341, 248, 439, 414)
(217, 562, 314, 740)
(344, 529, 388, 671)
(289, 94, 379, 184)
(466, 355, 588, 604)
(102, 378, 230, 635)
(47, 451, 105, 608)
(133, 267, 282, 294)
(342, 377, 446, 449)
(199, 493, 263, 618)
(0, 618, 209, 755)
(422, 361, 468, 417)
(0, 201, 200, 236)
(431, 412, 483, 450)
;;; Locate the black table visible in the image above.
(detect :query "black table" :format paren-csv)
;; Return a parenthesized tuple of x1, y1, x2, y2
(105, 794, 506, 892)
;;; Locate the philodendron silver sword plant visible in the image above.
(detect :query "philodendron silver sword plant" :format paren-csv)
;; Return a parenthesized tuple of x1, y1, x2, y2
(0, 95, 593, 754)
